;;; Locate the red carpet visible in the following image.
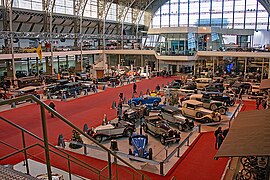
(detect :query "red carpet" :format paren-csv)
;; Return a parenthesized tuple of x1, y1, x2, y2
(0, 77, 175, 163)
(0, 80, 259, 179)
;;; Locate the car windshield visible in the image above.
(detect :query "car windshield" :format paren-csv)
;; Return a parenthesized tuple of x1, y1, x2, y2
(172, 110, 182, 115)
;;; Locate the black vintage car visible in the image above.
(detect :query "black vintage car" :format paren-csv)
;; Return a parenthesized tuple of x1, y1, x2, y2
(123, 106, 147, 123)
(203, 83, 224, 93)
(142, 116, 181, 145)
(202, 92, 235, 106)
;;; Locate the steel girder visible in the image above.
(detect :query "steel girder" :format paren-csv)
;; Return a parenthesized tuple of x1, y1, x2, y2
(43, 0, 55, 33)
(98, 0, 115, 34)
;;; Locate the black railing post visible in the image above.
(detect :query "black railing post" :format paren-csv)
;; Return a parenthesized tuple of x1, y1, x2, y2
(108, 152, 112, 180)
(84, 144, 87, 155)
(21, 130, 30, 175)
(177, 146, 180, 157)
(187, 137, 190, 146)
(160, 162, 164, 175)
(40, 104, 52, 180)
(67, 155, 72, 180)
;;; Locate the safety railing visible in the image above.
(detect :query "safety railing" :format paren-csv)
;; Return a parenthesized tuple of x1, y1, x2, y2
(0, 95, 150, 180)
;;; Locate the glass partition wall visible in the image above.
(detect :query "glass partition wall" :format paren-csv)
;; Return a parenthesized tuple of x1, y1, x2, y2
(145, 32, 224, 55)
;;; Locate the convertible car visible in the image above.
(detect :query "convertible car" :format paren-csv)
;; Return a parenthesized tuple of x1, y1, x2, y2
(128, 96, 161, 107)
(87, 120, 135, 142)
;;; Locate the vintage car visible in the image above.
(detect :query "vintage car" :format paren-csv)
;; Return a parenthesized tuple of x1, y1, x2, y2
(123, 106, 147, 123)
(180, 100, 221, 123)
(128, 96, 161, 107)
(87, 120, 135, 142)
(149, 90, 160, 97)
(179, 83, 197, 93)
(145, 104, 165, 115)
(164, 82, 182, 90)
(128, 134, 153, 160)
(202, 92, 235, 106)
(142, 116, 181, 145)
(159, 105, 194, 131)
(195, 78, 213, 90)
(203, 83, 224, 93)
(189, 94, 228, 115)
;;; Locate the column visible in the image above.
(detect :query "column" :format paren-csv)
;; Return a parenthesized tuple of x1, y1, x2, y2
(261, 58, 264, 81)
(66, 55, 69, 71)
(36, 57, 39, 76)
(244, 58, 247, 80)
(268, 58, 270, 79)
(212, 57, 215, 76)
(146, 65, 149, 79)
(75, 55, 83, 72)
(57, 56, 60, 73)
(45, 57, 53, 75)
(141, 55, 144, 67)
(27, 58, 30, 74)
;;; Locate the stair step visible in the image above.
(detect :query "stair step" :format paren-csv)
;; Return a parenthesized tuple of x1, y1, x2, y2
(0, 165, 38, 180)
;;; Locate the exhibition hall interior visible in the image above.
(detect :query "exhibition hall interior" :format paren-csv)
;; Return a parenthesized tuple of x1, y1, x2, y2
(0, 0, 270, 179)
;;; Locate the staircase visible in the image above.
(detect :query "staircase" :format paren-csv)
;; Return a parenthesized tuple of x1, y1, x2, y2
(0, 165, 38, 180)
(0, 95, 150, 180)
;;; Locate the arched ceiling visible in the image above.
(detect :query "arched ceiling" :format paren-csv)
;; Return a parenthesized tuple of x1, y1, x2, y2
(145, 0, 270, 15)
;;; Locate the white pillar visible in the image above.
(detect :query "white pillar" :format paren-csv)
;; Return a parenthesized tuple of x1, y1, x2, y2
(131, 64, 133, 72)
(146, 65, 149, 79)
(261, 58, 264, 81)
(118, 64, 120, 70)
(268, 58, 270, 79)
(244, 58, 247, 80)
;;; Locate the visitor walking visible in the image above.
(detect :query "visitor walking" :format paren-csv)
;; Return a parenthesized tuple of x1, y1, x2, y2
(217, 132, 224, 149)
(262, 98, 268, 109)
(133, 83, 137, 94)
(214, 127, 222, 149)
(156, 84, 161, 92)
(48, 101, 56, 118)
(256, 98, 261, 110)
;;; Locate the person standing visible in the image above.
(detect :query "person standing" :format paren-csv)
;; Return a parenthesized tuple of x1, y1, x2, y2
(239, 88, 243, 101)
(217, 132, 224, 149)
(214, 127, 222, 149)
(156, 84, 161, 92)
(48, 101, 56, 118)
(262, 97, 268, 109)
(256, 98, 261, 110)
(133, 83, 137, 94)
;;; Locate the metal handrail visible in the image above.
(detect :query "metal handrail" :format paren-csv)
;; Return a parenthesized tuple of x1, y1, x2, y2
(0, 95, 150, 180)
(0, 141, 107, 179)
(0, 116, 100, 173)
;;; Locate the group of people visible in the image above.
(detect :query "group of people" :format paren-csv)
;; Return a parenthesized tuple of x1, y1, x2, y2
(256, 97, 268, 110)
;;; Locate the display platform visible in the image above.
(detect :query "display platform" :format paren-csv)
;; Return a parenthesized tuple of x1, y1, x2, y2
(62, 103, 241, 176)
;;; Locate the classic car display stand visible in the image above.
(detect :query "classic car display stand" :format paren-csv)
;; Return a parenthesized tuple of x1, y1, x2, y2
(61, 102, 241, 176)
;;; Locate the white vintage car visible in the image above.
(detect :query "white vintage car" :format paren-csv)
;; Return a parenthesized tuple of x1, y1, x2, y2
(195, 78, 213, 90)
(87, 120, 136, 142)
(180, 100, 221, 123)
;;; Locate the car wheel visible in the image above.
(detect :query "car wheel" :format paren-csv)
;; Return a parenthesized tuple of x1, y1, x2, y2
(204, 118, 211, 123)
(160, 135, 166, 145)
(178, 124, 184, 131)
(143, 124, 148, 133)
(95, 135, 103, 143)
(210, 104, 218, 111)
(196, 112, 203, 118)
(229, 101, 235, 106)
(149, 148, 153, 160)
(125, 129, 133, 137)
(130, 102, 136, 107)
(219, 108, 226, 115)
(153, 101, 159, 106)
